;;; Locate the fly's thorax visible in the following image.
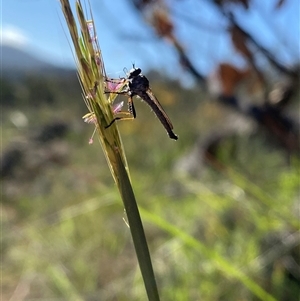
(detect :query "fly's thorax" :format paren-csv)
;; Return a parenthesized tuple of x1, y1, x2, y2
(129, 74, 150, 94)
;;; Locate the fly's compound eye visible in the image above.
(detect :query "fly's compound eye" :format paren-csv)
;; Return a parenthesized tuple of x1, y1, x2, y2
(128, 67, 141, 78)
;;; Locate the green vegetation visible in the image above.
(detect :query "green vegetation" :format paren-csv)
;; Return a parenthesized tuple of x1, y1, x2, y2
(2, 0, 299, 299)
(2, 68, 299, 300)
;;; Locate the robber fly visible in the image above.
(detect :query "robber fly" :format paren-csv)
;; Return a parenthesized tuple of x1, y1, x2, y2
(105, 66, 178, 140)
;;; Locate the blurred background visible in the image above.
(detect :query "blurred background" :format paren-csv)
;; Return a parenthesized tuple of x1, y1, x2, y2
(1, 0, 299, 300)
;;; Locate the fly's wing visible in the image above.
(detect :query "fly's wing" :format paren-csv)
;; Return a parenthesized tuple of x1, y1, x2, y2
(141, 88, 178, 140)
(143, 88, 175, 130)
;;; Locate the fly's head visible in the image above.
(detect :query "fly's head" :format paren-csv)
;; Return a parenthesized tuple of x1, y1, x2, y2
(128, 66, 142, 79)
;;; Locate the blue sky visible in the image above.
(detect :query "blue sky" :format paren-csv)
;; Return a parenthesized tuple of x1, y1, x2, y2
(1, 0, 299, 80)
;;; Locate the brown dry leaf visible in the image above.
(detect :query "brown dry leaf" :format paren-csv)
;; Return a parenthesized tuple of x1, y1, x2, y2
(230, 26, 266, 86)
(151, 8, 174, 38)
(230, 25, 253, 61)
(218, 63, 250, 96)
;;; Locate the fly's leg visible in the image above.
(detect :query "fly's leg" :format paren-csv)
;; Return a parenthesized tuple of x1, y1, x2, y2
(128, 96, 136, 118)
(105, 97, 136, 129)
(104, 90, 127, 95)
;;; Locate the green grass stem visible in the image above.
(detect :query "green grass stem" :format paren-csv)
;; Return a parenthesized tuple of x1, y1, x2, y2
(59, 1, 160, 300)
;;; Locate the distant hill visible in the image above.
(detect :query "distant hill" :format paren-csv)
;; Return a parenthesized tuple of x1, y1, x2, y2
(1, 44, 75, 78)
